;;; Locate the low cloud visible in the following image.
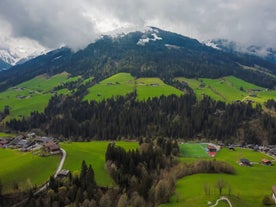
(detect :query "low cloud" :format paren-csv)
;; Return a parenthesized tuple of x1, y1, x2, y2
(0, 0, 275, 50)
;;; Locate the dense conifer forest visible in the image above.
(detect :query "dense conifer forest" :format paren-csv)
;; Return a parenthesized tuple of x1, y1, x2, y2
(5, 91, 276, 145)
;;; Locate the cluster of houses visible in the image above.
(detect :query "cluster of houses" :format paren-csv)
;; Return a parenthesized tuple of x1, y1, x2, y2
(0, 133, 61, 155)
(226, 144, 276, 167)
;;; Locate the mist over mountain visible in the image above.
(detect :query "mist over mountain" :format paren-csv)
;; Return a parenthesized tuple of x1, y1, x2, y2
(205, 39, 276, 64)
(1, 27, 276, 92)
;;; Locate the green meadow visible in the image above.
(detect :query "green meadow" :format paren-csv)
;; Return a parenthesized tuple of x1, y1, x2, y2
(0, 132, 14, 138)
(0, 148, 60, 193)
(179, 143, 209, 158)
(60, 141, 139, 187)
(83, 73, 135, 102)
(176, 76, 276, 105)
(0, 72, 75, 121)
(136, 77, 183, 101)
(161, 147, 276, 207)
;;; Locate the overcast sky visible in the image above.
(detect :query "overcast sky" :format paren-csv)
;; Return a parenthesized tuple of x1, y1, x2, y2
(0, 0, 275, 51)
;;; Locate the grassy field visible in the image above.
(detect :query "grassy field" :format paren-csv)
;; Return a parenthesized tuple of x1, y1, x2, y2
(60, 141, 139, 187)
(0, 132, 14, 138)
(176, 76, 276, 105)
(161, 147, 276, 207)
(136, 77, 183, 101)
(83, 73, 135, 102)
(83, 73, 184, 102)
(179, 143, 209, 158)
(0, 149, 60, 193)
(0, 72, 75, 121)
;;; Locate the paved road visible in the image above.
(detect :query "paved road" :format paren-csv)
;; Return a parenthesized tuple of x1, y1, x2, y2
(54, 148, 66, 178)
(12, 148, 66, 207)
(209, 196, 233, 207)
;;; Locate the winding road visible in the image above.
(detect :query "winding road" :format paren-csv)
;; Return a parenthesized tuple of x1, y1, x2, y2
(12, 148, 67, 207)
(209, 196, 233, 207)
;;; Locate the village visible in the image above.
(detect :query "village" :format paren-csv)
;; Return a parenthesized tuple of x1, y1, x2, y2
(0, 132, 61, 156)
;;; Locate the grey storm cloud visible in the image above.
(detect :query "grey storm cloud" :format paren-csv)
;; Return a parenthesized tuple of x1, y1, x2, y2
(0, 0, 275, 50)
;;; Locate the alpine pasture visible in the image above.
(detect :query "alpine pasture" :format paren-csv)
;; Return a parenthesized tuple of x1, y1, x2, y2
(0, 148, 60, 193)
(162, 146, 276, 207)
(60, 141, 139, 187)
(83, 73, 135, 102)
(136, 77, 183, 101)
(176, 76, 276, 105)
(0, 72, 73, 121)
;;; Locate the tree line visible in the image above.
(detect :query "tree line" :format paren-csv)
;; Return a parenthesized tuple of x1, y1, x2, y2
(6, 93, 276, 145)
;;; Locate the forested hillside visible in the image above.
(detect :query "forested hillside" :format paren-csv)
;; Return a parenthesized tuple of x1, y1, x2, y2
(1, 27, 276, 93)
(6, 92, 276, 145)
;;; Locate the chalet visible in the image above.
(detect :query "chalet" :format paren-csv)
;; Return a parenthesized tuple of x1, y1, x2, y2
(240, 158, 252, 166)
(261, 159, 272, 166)
(43, 141, 60, 154)
(272, 186, 276, 204)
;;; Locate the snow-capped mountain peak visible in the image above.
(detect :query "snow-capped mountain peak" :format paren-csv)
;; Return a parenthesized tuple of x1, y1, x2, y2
(0, 37, 48, 66)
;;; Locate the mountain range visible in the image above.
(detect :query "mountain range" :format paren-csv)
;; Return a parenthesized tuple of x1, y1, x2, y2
(0, 27, 276, 91)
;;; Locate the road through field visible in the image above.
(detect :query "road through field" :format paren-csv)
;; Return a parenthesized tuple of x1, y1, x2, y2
(209, 196, 233, 207)
(12, 148, 66, 207)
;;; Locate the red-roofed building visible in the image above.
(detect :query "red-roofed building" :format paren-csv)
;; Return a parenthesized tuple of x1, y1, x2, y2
(262, 159, 272, 166)
(207, 144, 217, 158)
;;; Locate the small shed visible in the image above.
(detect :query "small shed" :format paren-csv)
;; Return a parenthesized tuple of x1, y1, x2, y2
(57, 169, 70, 178)
(240, 158, 252, 166)
(262, 159, 272, 166)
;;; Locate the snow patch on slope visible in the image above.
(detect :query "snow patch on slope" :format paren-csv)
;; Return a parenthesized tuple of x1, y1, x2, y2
(137, 33, 163, 46)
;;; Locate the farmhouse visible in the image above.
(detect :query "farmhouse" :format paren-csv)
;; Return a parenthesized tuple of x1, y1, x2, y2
(43, 141, 61, 154)
(35, 136, 53, 144)
(240, 158, 252, 166)
(0, 138, 8, 148)
(272, 186, 276, 204)
(8, 135, 26, 148)
(261, 159, 272, 166)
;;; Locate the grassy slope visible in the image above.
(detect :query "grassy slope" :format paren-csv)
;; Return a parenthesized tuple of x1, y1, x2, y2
(0, 149, 60, 193)
(83, 73, 135, 102)
(84, 73, 184, 102)
(136, 77, 183, 101)
(61, 141, 138, 187)
(176, 76, 276, 105)
(161, 147, 275, 207)
(0, 72, 73, 121)
(179, 143, 209, 158)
